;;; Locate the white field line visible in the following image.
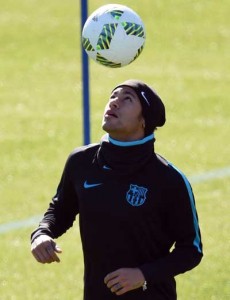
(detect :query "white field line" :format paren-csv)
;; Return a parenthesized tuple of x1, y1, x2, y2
(0, 166, 230, 234)
(189, 166, 230, 184)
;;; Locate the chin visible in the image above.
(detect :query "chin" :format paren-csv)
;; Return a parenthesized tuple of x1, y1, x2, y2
(102, 121, 113, 131)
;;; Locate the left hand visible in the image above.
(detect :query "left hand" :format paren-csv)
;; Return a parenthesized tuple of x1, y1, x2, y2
(104, 267, 145, 296)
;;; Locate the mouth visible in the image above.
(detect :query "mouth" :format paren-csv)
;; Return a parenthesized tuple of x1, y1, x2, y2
(105, 110, 118, 118)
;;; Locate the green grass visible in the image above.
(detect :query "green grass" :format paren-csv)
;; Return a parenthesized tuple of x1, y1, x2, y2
(0, 0, 229, 299)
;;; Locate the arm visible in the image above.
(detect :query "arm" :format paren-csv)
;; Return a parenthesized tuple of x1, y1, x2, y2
(139, 172, 203, 283)
(31, 154, 79, 262)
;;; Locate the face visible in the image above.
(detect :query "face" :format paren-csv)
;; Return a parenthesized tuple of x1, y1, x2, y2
(102, 86, 145, 141)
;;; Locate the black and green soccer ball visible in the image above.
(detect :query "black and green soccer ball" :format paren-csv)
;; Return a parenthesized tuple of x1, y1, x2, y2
(82, 4, 146, 68)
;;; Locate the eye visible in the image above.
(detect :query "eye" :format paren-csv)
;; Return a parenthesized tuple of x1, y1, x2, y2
(110, 92, 118, 100)
(124, 96, 132, 102)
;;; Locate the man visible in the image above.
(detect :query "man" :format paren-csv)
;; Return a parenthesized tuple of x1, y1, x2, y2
(31, 80, 203, 299)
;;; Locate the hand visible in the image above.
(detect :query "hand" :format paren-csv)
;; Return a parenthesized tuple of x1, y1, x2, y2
(31, 235, 62, 264)
(104, 268, 145, 296)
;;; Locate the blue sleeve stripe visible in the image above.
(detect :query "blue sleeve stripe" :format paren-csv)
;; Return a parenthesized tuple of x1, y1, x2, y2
(169, 163, 202, 253)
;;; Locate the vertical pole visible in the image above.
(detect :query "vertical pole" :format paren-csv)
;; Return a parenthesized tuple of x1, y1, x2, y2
(80, 0, 90, 145)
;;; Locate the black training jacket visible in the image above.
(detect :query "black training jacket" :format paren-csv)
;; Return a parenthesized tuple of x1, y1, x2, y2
(31, 134, 203, 300)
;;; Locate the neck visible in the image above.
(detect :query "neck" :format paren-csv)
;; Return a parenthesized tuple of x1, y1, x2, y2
(108, 133, 155, 147)
(97, 133, 155, 177)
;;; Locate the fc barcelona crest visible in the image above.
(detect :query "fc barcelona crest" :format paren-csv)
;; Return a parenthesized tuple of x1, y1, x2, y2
(126, 184, 148, 206)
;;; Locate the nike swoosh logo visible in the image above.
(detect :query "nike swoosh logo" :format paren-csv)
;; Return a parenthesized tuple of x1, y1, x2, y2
(84, 181, 103, 189)
(141, 91, 150, 106)
(103, 165, 111, 170)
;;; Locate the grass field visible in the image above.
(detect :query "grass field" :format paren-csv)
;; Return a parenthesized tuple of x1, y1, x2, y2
(0, 0, 229, 299)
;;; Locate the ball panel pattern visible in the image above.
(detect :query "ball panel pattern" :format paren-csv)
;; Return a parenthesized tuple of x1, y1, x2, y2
(96, 23, 118, 50)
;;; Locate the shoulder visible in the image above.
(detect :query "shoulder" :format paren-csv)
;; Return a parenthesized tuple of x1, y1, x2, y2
(155, 154, 190, 187)
(70, 143, 100, 157)
(65, 143, 100, 167)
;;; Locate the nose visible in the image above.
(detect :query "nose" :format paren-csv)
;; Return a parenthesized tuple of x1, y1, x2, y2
(109, 96, 119, 108)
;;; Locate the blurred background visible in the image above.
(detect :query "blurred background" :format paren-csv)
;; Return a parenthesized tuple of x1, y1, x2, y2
(0, 0, 229, 299)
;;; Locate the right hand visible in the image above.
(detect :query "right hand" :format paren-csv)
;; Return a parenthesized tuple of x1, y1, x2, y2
(31, 235, 62, 264)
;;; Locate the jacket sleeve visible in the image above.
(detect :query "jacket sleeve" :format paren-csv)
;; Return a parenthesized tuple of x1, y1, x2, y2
(31, 154, 79, 243)
(139, 169, 203, 283)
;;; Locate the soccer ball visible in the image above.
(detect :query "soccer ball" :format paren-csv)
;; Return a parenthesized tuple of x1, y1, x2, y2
(82, 4, 146, 68)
